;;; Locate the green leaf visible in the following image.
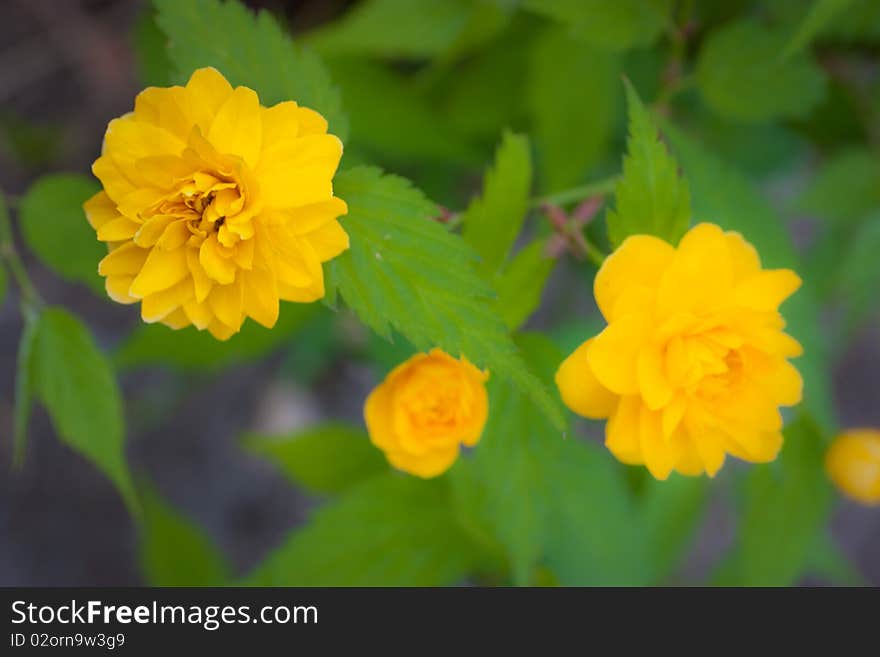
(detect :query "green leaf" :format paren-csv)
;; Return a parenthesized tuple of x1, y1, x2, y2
(0, 261, 6, 308)
(832, 213, 880, 326)
(607, 81, 690, 248)
(13, 316, 39, 467)
(243, 422, 388, 495)
(522, 0, 670, 51)
(153, 0, 347, 139)
(244, 474, 480, 585)
(696, 19, 826, 123)
(638, 475, 707, 583)
(453, 333, 649, 586)
(139, 482, 230, 586)
(782, 0, 857, 58)
(31, 308, 137, 514)
(132, 8, 172, 86)
(526, 26, 619, 192)
(796, 148, 880, 225)
(18, 174, 104, 294)
(736, 415, 833, 586)
(325, 58, 476, 166)
(663, 122, 836, 433)
(462, 131, 533, 274)
(305, 0, 471, 59)
(495, 239, 556, 331)
(804, 531, 865, 586)
(116, 303, 318, 371)
(330, 166, 565, 430)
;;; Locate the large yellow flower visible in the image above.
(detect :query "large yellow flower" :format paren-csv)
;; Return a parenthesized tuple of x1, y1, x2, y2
(84, 67, 348, 339)
(826, 429, 880, 506)
(556, 223, 803, 479)
(364, 349, 489, 478)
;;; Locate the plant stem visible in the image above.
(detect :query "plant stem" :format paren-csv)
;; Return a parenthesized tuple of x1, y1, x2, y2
(530, 176, 619, 209)
(0, 195, 43, 320)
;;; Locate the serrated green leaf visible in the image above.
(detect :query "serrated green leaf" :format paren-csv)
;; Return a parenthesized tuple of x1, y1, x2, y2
(139, 482, 230, 586)
(522, 0, 670, 51)
(663, 122, 836, 433)
(737, 415, 833, 586)
(495, 239, 555, 331)
(606, 81, 690, 247)
(13, 315, 39, 467)
(305, 0, 471, 59)
(526, 26, 619, 192)
(796, 148, 880, 225)
(116, 303, 318, 371)
(325, 57, 477, 166)
(782, 0, 856, 59)
(452, 333, 649, 586)
(18, 174, 104, 294)
(697, 20, 826, 123)
(244, 474, 480, 585)
(153, 0, 347, 139)
(462, 131, 533, 274)
(243, 422, 388, 495)
(31, 308, 137, 515)
(330, 166, 565, 430)
(638, 475, 707, 584)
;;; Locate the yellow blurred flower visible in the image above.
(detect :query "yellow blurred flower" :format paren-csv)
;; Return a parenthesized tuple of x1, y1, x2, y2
(556, 223, 803, 479)
(826, 429, 880, 506)
(85, 67, 348, 340)
(364, 349, 489, 478)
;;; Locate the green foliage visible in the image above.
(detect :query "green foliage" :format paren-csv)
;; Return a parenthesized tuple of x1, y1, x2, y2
(305, 0, 473, 59)
(494, 239, 556, 330)
(664, 123, 836, 433)
(607, 81, 691, 247)
(138, 483, 230, 586)
(153, 0, 348, 139)
(796, 148, 880, 225)
(462, 131, 533, 274)
(696, 20, 826, 123)
(18, 174, 104, 294)
(523, 0, 670, 51)
(132, 8, 172, 86)
(13, 318, 38, 467)
(526, 26, 619, 192)
(732, 415, 833, 586)
(831, 213, 880, 325)
(116, 304, 319, 371)
(325, 58, 476, 166)
(452, 333, 702, 586)
(804, 531, 865, 586)
(243, 423, 388, 495)
(638, 475, 708, 583)
(782, 0, 857, 58)
(330, 166, 564, 429)
(0, 259, 6, 307)
(245, 475, 481, 586)
(30, 308, 137, 514)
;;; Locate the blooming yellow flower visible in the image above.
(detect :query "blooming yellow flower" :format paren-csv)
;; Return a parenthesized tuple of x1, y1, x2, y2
(364, 349, 489, 478)
(556, 223, 803, 479)
(84, 67, 348, 340)
(826, 429, 880, 506)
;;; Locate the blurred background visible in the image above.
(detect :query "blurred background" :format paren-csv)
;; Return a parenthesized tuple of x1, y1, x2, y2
(0, 0, 877, 586)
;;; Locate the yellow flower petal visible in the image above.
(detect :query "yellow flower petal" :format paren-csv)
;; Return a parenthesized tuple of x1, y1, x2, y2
(555, 338, 618, 419)
(129, 245, 189, 298)
(257, 134, 343, 209)
(98, 242, 149, 277)
(734, 269, 801, 311)
(207, 85, 262, 168)
(594, 234, 674, 322)
(208, 278, 243, 330)
(587, 313, 651, 395)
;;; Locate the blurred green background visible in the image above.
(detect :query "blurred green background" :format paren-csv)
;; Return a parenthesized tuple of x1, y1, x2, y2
(0, 0, 878, 586)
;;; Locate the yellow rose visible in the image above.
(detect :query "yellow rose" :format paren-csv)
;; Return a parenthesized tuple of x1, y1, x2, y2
(364, 349, 489, 478)
(826, 429, 880, 506)
(85, 67, 348, 340)
(556, 222, 803, 479)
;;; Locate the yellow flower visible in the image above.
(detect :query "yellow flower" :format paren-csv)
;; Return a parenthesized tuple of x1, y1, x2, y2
(364, 349, 489, 478)
(556, 223, 803, 479)
(826, 429, 880, 506)
(84, 67, 348, 340)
